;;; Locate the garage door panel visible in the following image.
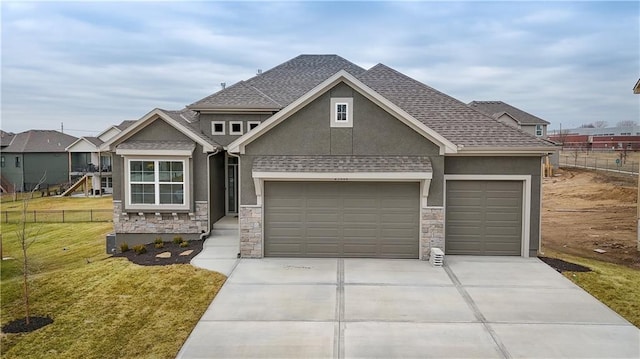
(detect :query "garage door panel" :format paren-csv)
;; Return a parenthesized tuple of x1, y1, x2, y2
(446, 180, 523, 256)
(265, 181, 418, 258)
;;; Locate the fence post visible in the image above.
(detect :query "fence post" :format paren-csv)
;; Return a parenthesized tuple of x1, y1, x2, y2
(594, 157, 597, 171)
(90, 209, 93, 222)
(34, 210, 36, 223)
(4, 211, 7, 223)
(62, 210, 65, 223)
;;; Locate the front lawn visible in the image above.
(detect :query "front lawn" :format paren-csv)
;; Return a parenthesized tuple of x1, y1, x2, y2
(543, 249, 640, 328)
(1, 222, 225, 358)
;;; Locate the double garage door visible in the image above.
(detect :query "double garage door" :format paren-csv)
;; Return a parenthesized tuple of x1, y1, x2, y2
(446, 180, 524, 255)
(264, 181, 419, 258)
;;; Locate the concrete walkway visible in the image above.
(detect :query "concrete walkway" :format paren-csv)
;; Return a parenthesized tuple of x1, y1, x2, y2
(190, 217, 240, 276)
(179, 255, 640, 359)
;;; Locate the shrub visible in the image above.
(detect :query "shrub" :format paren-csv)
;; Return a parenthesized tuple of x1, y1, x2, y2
(173, 236, 183, 245)
(179, 241, 189, 248)
(154, 237, 163, 245)
(154, 242, 164, 249)
(120, 243, 129, 252)
(133, 245, 147, 255)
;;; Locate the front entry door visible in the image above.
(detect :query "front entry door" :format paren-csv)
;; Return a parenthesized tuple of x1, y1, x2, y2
(226, 156, 238, 215)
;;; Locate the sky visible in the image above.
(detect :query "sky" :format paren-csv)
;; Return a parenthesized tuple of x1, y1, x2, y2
(1, 1, 639, 138)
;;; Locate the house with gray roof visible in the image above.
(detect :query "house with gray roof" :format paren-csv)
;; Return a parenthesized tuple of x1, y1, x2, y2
(101, 55, 555, 259)
(0, 130, 77, 191)
(468, 101, 550, 138)
(65, 120, 136, 195)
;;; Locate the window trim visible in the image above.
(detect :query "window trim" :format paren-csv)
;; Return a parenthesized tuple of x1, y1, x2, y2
(330, 97, 353, 128)
(229, 121, 243, 135)
(15, 156, 20, 168)
(124, 157, 190, 211)
(247, 121, 261, 131)
(212, 121, 226, 135)
(535, 124, 543, 137)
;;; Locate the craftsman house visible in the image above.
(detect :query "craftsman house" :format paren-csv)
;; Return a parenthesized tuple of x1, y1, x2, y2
(101, 55, 555, 259)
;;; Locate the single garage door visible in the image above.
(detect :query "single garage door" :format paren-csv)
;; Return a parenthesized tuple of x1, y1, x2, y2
(265, 181, 419, 258)
(446, 180, 523, 255)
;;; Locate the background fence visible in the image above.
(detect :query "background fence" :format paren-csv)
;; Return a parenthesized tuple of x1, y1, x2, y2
(559, 154, 639, 175)
(1, 209, 112, 223)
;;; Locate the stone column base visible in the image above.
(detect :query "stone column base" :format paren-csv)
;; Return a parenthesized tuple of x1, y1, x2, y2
(420, 207, 445, 260)
(239, 206, 263, 258)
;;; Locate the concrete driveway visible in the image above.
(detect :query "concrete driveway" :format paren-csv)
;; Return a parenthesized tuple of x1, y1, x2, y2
(177, 256, 640, 358)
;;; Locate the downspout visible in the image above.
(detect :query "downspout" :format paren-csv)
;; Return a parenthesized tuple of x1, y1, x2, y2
(201, 146, 222, 240)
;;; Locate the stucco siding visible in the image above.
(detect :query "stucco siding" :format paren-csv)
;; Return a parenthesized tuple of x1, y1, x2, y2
(241, 82, 442, 206)
(444, 156, 542, 255)
(199, 113, 271, 146)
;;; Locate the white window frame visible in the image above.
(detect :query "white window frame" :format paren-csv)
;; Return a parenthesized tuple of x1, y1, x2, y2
(330, 97, 353, 128)
(124, 157, 190, 211)
(229, 121, 243, 135)
(212, 121, 226, 135)
(535, 124, 543, 137)
(247, 121, 261, 131)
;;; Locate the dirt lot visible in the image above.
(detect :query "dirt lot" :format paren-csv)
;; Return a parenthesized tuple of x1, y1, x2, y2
(542, 168, 640, 268)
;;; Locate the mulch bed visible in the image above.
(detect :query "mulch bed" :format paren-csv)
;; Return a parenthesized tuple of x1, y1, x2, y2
(2, 316, 53, 333)
(539, 256, 591, 273)
(113, 240, 204, 266)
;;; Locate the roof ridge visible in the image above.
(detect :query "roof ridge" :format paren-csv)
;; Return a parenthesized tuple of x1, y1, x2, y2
(248, 84, 282, 107)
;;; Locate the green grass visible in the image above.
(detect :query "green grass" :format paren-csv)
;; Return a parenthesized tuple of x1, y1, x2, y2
(543, 249, 640, 328)
(1, 221, 226, 358)
(1, 196, 113, 211)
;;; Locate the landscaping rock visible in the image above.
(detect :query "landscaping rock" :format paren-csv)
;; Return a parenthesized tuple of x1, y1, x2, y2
(179, 250, 194, 256)
(156, 252, 171, 258)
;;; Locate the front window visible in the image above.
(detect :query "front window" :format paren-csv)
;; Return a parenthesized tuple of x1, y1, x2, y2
(1, 156, 4, 168)
(15, 157, 20, 168)
(535, 125, 543, 137)
(128, 159, 186, 207)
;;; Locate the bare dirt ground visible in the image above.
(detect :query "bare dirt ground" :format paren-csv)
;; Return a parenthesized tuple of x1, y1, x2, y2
(542, 168, 640, 269)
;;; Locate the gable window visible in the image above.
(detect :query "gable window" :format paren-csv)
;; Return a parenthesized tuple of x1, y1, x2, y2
(229, 121, 243, 135)
(212, 121, 225, 135)
(535, 125, 543, 137)
(336, 103, 348, 122)
(248, 121, 261, 131)
(126, 158, 189, 210)
(330, 97, 353, 128)
(15, 157, 20, 168)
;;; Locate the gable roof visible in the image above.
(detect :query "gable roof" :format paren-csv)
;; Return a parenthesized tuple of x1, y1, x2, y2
(65, 136, 104, 151)
(356, 65, 553, 149)
(100, 108, 219, 153)
(188, 55, 366, 111)
(1, 130, 77, 153)
(468, 101, 550, 125)
(228, 70, 458, 155)
(634, 78, 640, 94)
(0, 130, 16, 147)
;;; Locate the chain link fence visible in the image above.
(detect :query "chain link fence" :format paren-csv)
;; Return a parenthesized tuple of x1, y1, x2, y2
(559, 153, 639, 175)
(1, 209, 112, 223)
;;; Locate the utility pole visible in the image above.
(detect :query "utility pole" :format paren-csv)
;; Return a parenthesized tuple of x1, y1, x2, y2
(60, 122, 64, 133)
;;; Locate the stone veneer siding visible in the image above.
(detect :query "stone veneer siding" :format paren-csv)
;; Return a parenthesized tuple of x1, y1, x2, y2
(420, 207, 445, 260)
(239, 206, 263, 258)
(113, 200, 208, 234)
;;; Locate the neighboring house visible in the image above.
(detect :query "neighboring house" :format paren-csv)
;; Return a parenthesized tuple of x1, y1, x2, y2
(634, 78, 640, 94)
(468, 101, 550, 138)
(65, 120, 135, 195)
(101, 55, 555, 259)
(0, 130, 77, 191)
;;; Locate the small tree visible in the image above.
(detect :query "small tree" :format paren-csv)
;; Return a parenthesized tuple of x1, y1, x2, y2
(593, 120, 608, 128)
(617, 120, 637, 128)
(16, 173, 46, 326)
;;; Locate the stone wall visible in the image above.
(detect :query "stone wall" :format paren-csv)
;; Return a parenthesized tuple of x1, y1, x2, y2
(420, 206, 445, 260)
(113, 200, 208, 234)
(239, 205, 262, 258)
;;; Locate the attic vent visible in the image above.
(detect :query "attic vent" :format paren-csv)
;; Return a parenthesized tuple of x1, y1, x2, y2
(256, 69, 262, 75)
(220, 82, 226, 89)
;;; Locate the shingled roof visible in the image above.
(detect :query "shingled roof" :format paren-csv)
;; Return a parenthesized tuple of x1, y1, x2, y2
(356, 65, 552, 148)
(254, 155, 432, 173)
(188, 55, 366, 110)
(468, 101, 550, 126)
(1, 130, 77, 153)
(0, 130, 16, 147)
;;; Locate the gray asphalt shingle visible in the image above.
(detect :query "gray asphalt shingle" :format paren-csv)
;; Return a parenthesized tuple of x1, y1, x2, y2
(253, 155, 432, 173)
(116, 140, 196, 151)
(468, 101, 550, 125)
(1, 130, 77, 153)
